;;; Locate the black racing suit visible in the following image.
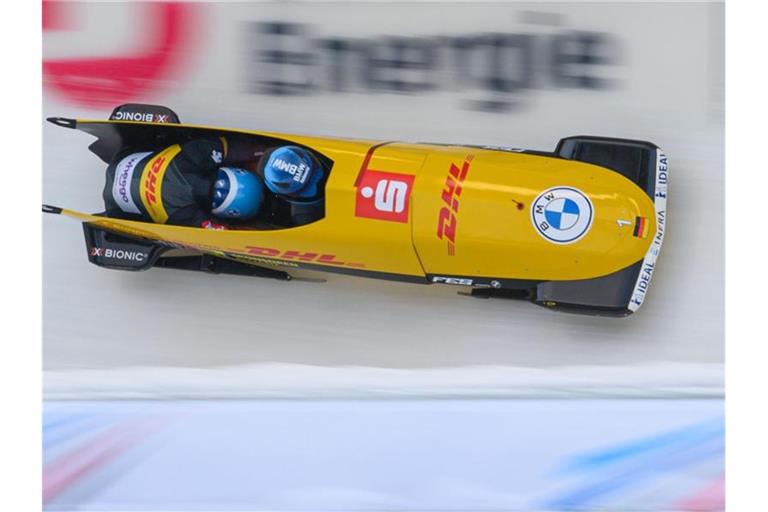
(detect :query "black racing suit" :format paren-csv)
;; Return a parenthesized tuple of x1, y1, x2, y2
(103, 137, 258, 227)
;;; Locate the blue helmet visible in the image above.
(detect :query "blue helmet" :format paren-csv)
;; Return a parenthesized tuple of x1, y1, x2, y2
(211, 167, 264, 220)
(263, 146, 324, 199)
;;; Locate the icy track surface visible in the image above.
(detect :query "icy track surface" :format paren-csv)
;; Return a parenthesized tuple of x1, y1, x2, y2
(43, 125, 723, 375)
(42, 23, 724, 388)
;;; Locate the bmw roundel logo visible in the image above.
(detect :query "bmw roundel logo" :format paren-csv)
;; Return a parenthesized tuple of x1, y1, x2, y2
(531, 187, 594, 244)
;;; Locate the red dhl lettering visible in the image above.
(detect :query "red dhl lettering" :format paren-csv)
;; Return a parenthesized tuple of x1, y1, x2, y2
(316, 254, 348, 266)
(437, 207, 456, 242)
(150, 157, 165, 174)
(147, 171, 157, 194)
(138, 147, 178, 224)
(246, 247, 280, 257)
(245, 246, 364, 268)
(143, 157, 165, 204)
(282, 250, 319, 262)
(437, 155, 473, 254)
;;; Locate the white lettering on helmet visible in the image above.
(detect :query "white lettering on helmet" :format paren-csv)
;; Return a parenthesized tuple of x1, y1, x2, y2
(273, 158, 309, 183)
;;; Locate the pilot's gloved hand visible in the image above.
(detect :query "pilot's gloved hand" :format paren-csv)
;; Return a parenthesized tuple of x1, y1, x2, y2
(201, 220, 228, 230)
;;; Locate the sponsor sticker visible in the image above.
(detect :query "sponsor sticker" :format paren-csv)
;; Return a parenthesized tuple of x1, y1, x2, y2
(110, 111, 171, 123)
(112, 111, 157, 122)
(531, 187, 594, 244)
(111, 151, 151, 215)
(431, 276, 474, 286)
(355, 170, 415, 223)
(436, 155, 473, 255)
(90, 247, 147, 263)
(139, 145, 182, 224)
(628, 150, 668, 312)
(245, 246, 365, 268)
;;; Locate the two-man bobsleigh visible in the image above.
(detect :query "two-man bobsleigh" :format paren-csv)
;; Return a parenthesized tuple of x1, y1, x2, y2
(44, 103, 667, 317)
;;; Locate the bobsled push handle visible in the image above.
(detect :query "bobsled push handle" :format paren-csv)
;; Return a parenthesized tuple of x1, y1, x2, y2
(108, 104, 181, 124)
(46, 117, 77, 129)
(42, 204, 63, 214)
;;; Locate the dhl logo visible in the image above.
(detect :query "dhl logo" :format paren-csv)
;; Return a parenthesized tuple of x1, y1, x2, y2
(245, 246, 365, 268)
(143, 157, 165, 205)
(139, 145, 181, 223)
(436, 155, 474, 255)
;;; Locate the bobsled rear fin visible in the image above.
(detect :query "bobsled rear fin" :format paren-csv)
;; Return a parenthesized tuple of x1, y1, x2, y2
(556, 135, 659, 199)
(108, 103, 180, 124)
(83, 224, 168, 271)
(81, 223, 293, 279)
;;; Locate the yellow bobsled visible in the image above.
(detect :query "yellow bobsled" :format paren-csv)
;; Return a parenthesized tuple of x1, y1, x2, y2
(44, 104, 667, 316)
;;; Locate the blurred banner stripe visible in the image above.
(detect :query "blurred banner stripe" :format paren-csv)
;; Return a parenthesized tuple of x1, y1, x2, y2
(43, 420, 153, 504)
(42, 400, 723, 511)
(675, 474, 726, 511)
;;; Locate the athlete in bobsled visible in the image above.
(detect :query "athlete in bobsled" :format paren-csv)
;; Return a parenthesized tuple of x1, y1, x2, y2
(104, 138, 324, 229)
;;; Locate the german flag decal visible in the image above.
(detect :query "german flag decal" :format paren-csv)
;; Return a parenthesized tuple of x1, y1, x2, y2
(633, 216, 650, 238)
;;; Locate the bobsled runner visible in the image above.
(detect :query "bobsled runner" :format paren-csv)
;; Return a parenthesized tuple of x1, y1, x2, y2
(44, 103, 667, 316)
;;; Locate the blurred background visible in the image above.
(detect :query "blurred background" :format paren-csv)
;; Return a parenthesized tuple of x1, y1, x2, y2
(43, 2, 724, 511)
